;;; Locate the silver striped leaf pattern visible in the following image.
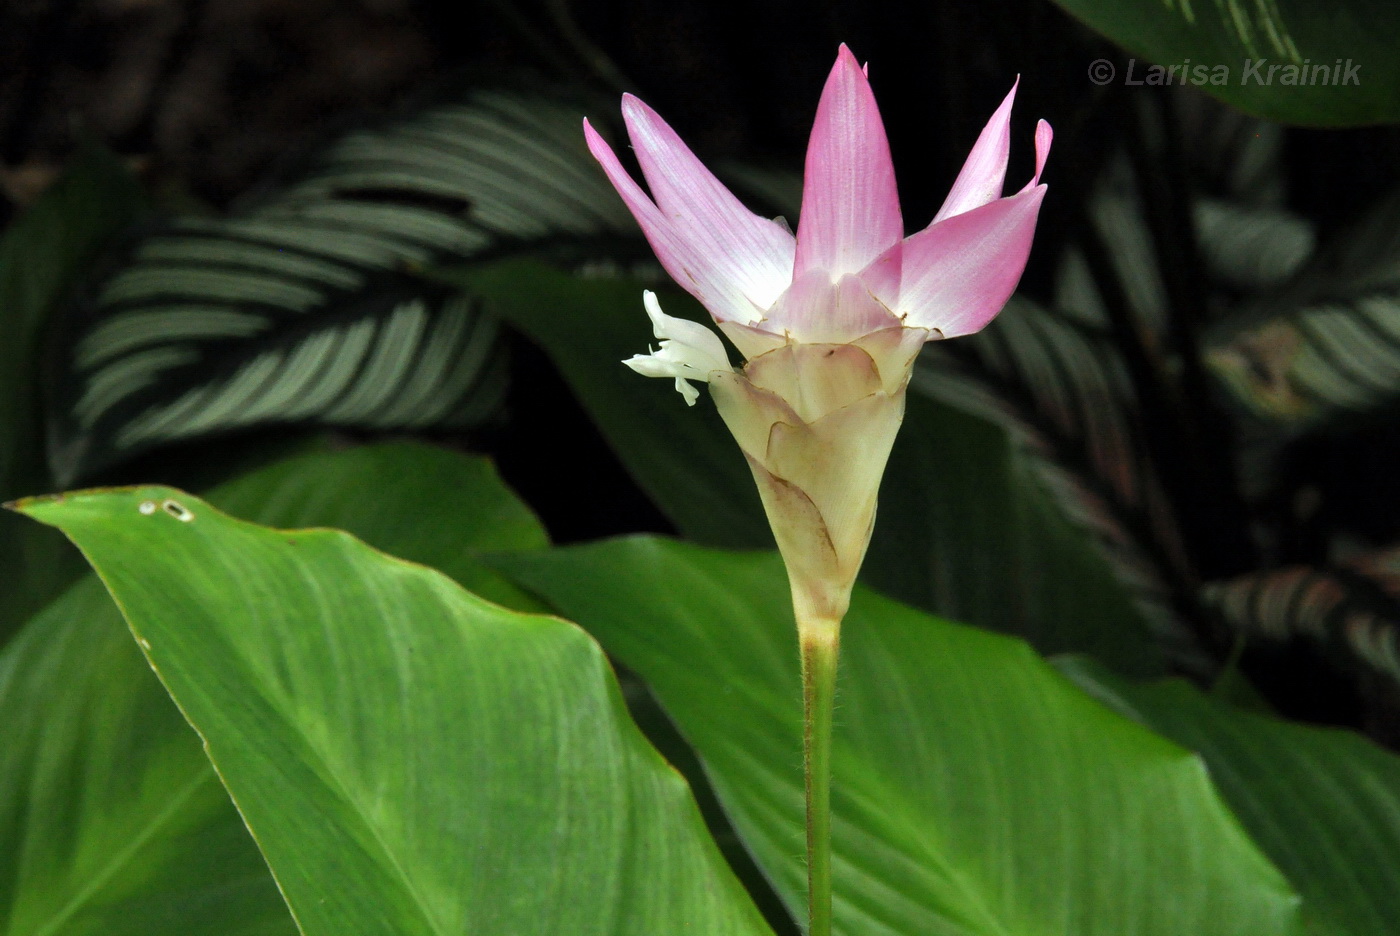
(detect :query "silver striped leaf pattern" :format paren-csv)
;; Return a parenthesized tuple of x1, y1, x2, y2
(51, 88, 634, 482)
(1204, 547, 1400, 684)
(1207, 188, 1400, 431)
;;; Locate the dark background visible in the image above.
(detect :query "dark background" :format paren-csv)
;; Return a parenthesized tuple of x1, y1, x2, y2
(6, 0, 1400, 735)
(5, 0, 1394, 230)
(5, 0, 1400, 558)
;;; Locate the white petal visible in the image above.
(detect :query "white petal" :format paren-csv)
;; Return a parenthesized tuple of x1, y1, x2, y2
(622, 291, 733, 405)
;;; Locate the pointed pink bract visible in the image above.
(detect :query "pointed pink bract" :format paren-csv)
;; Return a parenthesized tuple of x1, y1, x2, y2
(932, 79, 1017, 224)
(584, 118, 766, 325)
(584, 46, 1052, 347)
(1021, 119, 1054, 192)
(893, 185, 1047, 338)
(793, 44, 903, 282)
(622, 96, 796, 312)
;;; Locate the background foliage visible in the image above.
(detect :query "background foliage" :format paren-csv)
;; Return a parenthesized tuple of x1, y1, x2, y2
(3, 0, 1400, 932)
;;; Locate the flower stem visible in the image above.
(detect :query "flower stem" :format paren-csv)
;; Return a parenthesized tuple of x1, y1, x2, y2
(800, 618, 839, 936)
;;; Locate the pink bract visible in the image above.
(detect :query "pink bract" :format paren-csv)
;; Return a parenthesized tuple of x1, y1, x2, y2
(583, 44, 1051, 347)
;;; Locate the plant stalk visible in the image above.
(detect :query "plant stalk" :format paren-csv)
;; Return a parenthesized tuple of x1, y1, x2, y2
(800, 618, 839, 936)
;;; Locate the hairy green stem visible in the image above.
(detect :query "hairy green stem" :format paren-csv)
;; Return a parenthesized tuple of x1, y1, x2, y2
(800, 620, 839, 936)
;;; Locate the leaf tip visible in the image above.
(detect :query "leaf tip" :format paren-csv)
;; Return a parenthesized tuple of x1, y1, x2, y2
(3, 485, 198, 531)
(4, 491, 69, 519)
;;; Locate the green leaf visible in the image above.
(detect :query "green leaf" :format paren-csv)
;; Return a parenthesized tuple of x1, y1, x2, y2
(457, 260, 769, 548)
(0, 144, 147, 639)
(206, 440, 549, 612)
(1047, 0, 1400, 126)
(469, 259, 1167, 671)
(891, 298, 1185, 672)
(498, 537, 1307, 936)
(1059, 657, 1400, 936)
(0, 442, 552, 934)
(51, 87, 638, 483)
(14, 484, 771, 936)
(0, 577, 297, 936)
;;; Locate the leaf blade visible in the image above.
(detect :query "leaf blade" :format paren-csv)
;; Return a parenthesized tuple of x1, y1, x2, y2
(0, 576, 297, 936)
(52, 88, 635, 481)
(1060, 657, 1400, 936)
(15, 482, 772, 936)
(1046, 0, 1400, 126)
(0, 442, 557, 934)
(497, 537, 1307, 936)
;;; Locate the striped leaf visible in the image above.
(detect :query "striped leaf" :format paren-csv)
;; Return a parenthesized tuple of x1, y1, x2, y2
(1055, 159, 1313, 331)
(1194, 199, 1315, 292)
(50, 88, 635, 483)
(914, 297, 1204, 669)
(1207, 188, 1400, 430)
(1203, 547, 1400, 685)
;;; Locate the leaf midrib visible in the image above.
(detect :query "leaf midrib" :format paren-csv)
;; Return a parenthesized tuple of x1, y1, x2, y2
(165, 535, 458, 936)
(26, 765, 216, 936)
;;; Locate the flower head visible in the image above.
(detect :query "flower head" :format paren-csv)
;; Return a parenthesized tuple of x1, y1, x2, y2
(585, 45, 1050, 629)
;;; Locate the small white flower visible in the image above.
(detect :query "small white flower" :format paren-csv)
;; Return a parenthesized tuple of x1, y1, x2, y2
(623, 291, 732, 405)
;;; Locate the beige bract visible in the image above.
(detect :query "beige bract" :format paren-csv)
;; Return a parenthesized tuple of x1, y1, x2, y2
(709, 326, 926, 633)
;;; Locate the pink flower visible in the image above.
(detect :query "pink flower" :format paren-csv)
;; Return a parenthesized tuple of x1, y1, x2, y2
(584, 43, 1051, 404)
(584, 45, 1050, 629)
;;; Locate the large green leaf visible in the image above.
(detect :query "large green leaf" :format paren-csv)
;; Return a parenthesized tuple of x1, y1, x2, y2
(14, 484, 771, 936)
(0, 443, 553, 934)
(1060, 657, 1400, 936)
(498, 537, 1306, 936)
(466, 259, 1166, 671)
(51, 87, 637, 483)
(0, 576, 297, 936)
(0, 145, 147, 638)
(1048, 0, 1400, 126)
